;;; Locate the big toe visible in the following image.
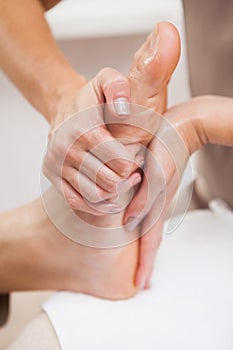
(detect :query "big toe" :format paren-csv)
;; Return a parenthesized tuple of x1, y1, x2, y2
(129, 22, 181, 106)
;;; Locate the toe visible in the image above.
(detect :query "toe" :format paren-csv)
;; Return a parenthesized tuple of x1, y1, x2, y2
(129, 22, 181, 105)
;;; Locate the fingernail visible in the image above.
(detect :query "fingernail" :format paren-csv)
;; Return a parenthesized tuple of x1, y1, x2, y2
(144, 24, 159, 66)
(125, 216, 138, 232)
(109, 207, 121, 214)
(138, 279, 146, 291)
(117, 179, 131, 193)
(101, 202, 120, 213)
(135, 156, 145, 168)
(138, 159, 145, 168)
(132, 175, 141, 186)
(113, 98, 130, 116)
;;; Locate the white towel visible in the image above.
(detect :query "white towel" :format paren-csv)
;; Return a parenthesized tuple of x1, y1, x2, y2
(43, 200, 233, 350)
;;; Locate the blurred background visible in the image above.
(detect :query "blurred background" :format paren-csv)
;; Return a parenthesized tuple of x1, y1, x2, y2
(0, 0, 190, 347)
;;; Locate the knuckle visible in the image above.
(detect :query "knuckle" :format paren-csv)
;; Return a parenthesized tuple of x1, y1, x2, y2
(76, 182, 102, 204)
(99, 67, 115, 76)
(85, 191, 100, 204)
(81, 129, 101, 149)
(65, 194, 81, 209)
(54, 143, 66, 160)
(118, 160, 133, 176)
(99, 67, 129, 90)
(102, 174, 118, 192)
(64, 147, 74, 163)
(65, 147, 81, 165)
(98, 189, 111, 201)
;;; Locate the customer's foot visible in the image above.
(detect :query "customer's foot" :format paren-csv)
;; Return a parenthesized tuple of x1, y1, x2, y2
(108, 22, 180, 144)
(42, 23, 181, 300)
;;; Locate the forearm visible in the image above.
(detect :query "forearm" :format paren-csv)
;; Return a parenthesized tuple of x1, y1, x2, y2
(0, 0, 85, 123)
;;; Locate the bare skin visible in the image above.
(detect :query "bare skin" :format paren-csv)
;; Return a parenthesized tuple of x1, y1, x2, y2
(0, 19, 180, 299)
(124, 95, 233, 289)
(0, 0, 182, 297)
(7, 112, 233, 350)
(73, 22, 181, 295)
(1, 0, 232, 298)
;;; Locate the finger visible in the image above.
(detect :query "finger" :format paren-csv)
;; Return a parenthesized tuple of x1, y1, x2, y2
(84, 158, 141, 195)
(59, 95, 133, 180)
(95, 67, 130, 117)
(62, 166, 118, 204)
(52, 176, 119, 215)
(87, 130, 134, 177)
(123, 174, 151, 231)
(56, 178, 104, 215)
(123, 147, 166, 230)
(129, 22, 181, 105)
(64, 124, 134, 179)
(136, 197, 169, 290)
(64, 148, 124, 193)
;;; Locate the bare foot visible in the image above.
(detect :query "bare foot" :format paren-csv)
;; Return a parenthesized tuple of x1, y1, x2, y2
(43, 23, 180, 300)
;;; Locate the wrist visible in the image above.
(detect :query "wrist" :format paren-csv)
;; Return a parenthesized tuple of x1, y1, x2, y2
(34, 60, 87, 126)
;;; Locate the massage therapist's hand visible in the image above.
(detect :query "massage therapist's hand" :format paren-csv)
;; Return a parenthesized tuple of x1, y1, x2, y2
(0, 0, 138, 215)
(124, 95, 233, 289)
(43, 69, 141, 215)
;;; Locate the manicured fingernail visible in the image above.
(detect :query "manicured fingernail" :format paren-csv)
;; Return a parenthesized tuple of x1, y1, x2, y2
(138, 279, 146, 291)
(135, 156, 145, 168)
(125, 216, 138, 232)
(109, 207, 121, 214)
(101, 202, 120, 213)
(132, 175, 141, 186)
(117, 179, 131, 193)
(144, 24, 159, 66)
(134, 154, 145, 168)
(138, 159, 145, 168)
(114, 98, 130, 116)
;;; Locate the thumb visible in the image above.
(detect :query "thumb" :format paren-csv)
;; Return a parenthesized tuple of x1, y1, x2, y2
(129, 22, 181, 105)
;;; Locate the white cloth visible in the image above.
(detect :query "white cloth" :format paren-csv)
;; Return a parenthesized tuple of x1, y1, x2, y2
(43, 200, 233, 350)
